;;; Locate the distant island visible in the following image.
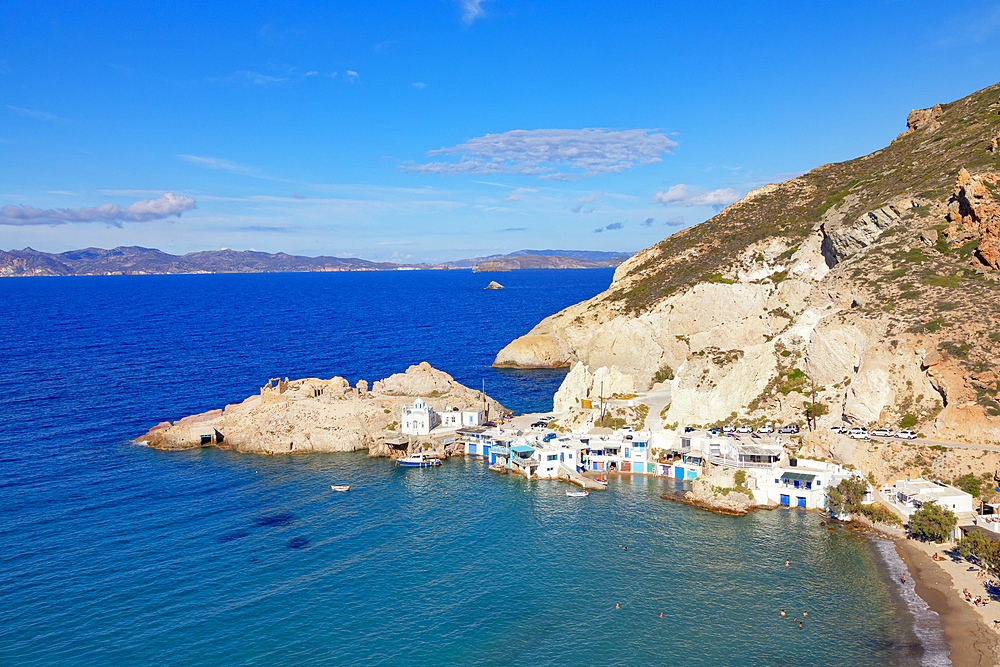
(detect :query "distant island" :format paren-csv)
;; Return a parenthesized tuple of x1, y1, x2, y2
(0, 246, 631, 277)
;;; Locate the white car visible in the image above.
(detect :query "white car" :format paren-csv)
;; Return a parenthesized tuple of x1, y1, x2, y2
(896, 429, 918, 440)
(734, 426, 752, 434)
(756, 424, 774, 434)
(723, 424, 735, 432)
(872, 428, 895, 438)
(848, 427, 871, 440)
(830, 425, 847, 434)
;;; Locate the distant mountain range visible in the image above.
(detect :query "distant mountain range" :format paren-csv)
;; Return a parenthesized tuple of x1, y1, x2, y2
(0, 246, 633, 277)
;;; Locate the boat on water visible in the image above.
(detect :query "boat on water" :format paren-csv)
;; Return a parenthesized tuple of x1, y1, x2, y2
(566, 490, 589, 497)
(331, 485, 351, 492)
(595, 477, 608, 485)
(397, 453, 442, 467)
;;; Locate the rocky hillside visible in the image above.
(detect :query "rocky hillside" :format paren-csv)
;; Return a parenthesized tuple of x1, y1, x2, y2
(472, 254, 614, 272)
(137, 362, 505, 456)
(495, 81, 1000, 443)
(0, 246, 414, 276)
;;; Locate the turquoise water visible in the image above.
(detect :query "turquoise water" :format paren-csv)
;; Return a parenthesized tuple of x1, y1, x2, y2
(0, 271, 924, 665)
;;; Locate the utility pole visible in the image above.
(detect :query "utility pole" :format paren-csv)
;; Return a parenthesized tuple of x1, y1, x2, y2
(810, 376, 816, 432)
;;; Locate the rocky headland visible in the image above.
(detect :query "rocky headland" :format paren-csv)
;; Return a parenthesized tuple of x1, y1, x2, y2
(137, 362, 505, 458)
(494, 81, 1000, 465)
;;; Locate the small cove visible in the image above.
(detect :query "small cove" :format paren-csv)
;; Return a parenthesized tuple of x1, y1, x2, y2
(0, 269, 934, 665)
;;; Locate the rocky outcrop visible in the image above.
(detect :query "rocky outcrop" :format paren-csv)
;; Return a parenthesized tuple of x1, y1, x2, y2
(944, 169, 1000, 269)
(137, 362, 505, 455)
(896, 104, 944, 139)
(821, 197, 928, 264)
(485, 280, 505, 289)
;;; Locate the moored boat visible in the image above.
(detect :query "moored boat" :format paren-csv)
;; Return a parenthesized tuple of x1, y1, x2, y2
(397, 453, 442, 467)
(566, 490, 589, 497)
(331, 485, 351, 491)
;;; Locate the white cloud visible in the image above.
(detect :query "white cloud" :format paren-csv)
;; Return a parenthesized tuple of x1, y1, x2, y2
(179, 154, 259, 176)
(236, 70, 286, 85)
(577, 191, 602, 203)
(305, 71, 319, 76)
(345, 70, 358, 82)
(402, 128, 677, 180)
(652, 184, 743, 210)
(412, 81, 427, 89)
(5, 105, 70, 123)
(504, 186, 538, 202)
(666, 215, 685, 226)
(457, 0, 490, 24)
(0, 193, 196, 227)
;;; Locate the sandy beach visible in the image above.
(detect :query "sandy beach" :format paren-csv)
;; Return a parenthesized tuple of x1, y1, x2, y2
(895, 536, 1000, 666)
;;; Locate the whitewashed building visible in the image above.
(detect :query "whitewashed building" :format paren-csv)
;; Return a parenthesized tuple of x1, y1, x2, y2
(403, 400, 484, 436)
(751, 459, 862, 510)
(401, 399, 436, 435)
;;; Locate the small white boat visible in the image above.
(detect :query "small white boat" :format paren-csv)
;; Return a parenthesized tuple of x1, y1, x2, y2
(331, 485, 351, 492)
(566, 490, 589, 497)
(397, 453, 442, 467)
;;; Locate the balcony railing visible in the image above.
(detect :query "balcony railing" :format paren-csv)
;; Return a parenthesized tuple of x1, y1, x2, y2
(511, 457, 539, 468)
(705, 454, 778, 469)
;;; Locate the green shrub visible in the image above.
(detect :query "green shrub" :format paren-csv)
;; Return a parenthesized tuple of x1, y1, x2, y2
(858, 503, 903, 526)
(909, 502, 957, 543)
(653, 364, 675, 383)
(900, 413, 918, 429)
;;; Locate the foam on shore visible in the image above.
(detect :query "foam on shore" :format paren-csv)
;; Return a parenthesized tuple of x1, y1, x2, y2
(873, 538, 952, 667)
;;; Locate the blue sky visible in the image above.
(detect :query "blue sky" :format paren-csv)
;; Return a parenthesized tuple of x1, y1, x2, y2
(2, 1, 999, 263)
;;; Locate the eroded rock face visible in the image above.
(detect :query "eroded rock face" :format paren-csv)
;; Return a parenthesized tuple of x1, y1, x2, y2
(945, 169, 1000, 269)
(821, 197, 927, 264)
(137, 363, 505, 455)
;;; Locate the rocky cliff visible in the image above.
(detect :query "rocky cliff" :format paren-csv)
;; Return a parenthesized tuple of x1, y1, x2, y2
(137, 362, 505, 456)
(495, 82, 1000, 444)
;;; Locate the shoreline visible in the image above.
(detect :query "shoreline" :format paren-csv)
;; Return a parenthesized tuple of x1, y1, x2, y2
(894, 537, 1000, 666)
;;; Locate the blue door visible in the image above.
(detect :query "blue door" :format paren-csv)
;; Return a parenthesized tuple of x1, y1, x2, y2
(483, 445, 490, 463)
(780, 494, 790, 506)
(797, 497, 806, 508)
(686, 469, 697, 481)
(674, 466, 683, 479)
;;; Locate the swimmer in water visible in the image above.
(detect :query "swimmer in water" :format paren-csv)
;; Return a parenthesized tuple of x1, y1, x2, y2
(785, 560, 790, 566)
(802, 611, 807, 617)
(780, 610, 786, 616)
(615, 603, 620, 609)
(798, 622, 802, 629)
(659, 612, 663, 618)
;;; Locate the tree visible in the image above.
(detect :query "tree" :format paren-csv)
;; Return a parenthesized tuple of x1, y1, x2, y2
(957, 530, 1000, 573)
(909, 502, 958, 543)
(826, 476, 869, 516)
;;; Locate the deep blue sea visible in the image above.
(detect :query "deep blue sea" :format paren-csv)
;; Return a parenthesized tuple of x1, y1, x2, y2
(0, 269, 938, 666)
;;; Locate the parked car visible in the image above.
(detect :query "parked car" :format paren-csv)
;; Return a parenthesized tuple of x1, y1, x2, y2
(756, 424, 775, 434)
(735, 426, 752, 434)
(830, 425, 847, 434)
(531, 420, 548, 428)
(896, 429, 918, 440)
(684, 426, 697, 433)
(872, 428, 895, 437)
(848, 427, 871, 440)
(723, 424, 735, 432)
(542, 433, 557, 442)
(778, 424, 800, 434)
(708, 427, 722, 436)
